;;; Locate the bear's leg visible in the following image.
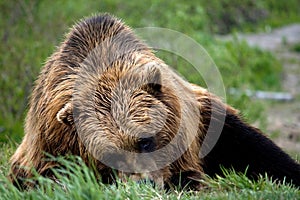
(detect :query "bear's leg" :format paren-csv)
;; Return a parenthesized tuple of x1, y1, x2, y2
(202, 111, 300, 187)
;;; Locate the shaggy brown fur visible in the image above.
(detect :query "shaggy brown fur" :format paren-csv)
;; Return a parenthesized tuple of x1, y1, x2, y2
(9, 14, 300, 190)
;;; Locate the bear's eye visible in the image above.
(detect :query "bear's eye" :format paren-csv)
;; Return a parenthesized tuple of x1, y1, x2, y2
(138, 137, 156, 153)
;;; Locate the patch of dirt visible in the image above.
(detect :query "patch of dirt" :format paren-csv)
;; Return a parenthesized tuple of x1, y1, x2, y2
(219, 24, 300, 157)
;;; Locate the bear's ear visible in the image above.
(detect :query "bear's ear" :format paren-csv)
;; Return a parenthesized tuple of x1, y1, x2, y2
(57, 102, 73, 125)
(143, 66, 162, 94)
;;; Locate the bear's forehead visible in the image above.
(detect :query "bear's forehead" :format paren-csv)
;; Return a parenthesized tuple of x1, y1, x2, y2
(107, 89, 167, 133)
(92, 88, 166, 137)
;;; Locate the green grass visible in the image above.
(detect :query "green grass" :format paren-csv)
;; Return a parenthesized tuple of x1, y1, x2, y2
(201, 0, 300, 33)
(0, 148, 299, 200)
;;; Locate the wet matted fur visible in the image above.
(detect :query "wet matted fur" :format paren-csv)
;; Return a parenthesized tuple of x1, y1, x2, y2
(9, 14, 300, 190)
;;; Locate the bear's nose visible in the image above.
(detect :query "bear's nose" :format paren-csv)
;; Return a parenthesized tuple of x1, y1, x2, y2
(137, 137, 156, 152)
(136, 179, 156, 187)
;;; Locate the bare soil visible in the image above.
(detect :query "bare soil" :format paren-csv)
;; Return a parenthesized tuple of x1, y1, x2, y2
(220, 24, 300, 158)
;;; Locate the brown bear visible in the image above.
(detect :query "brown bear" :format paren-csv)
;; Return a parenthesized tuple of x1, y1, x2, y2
(9, 14, 300, 190)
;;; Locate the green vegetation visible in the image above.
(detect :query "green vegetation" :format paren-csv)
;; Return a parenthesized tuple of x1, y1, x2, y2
(291, 43, 300, 53)
(201, 0, 300, 33)
(1, 153, 299, 200)
(0, 0, 299, 198)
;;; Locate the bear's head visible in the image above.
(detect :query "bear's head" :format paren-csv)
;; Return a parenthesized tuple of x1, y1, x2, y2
(57, 58, 204, 188)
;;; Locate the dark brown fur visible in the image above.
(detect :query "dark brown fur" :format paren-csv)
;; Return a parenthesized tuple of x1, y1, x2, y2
(9, 14, 300, 190)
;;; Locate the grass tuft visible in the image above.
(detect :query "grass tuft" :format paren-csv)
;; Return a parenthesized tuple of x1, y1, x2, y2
(0, 152, 299, 199)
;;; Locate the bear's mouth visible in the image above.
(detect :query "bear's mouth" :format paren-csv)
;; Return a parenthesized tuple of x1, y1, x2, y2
(97, 150, 169, 188)
(117, 171, 164, 188)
